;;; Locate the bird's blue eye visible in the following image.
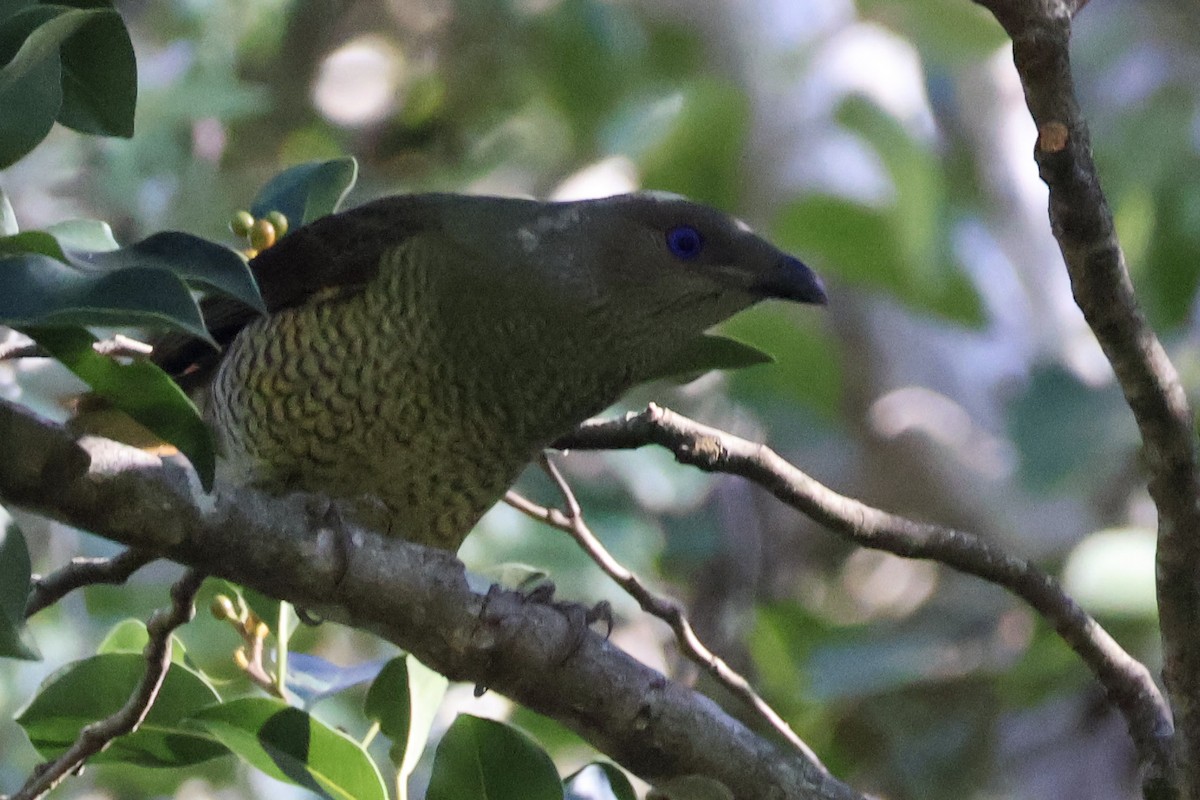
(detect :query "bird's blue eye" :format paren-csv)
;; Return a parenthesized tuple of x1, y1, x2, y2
(666, 225, 704, 260)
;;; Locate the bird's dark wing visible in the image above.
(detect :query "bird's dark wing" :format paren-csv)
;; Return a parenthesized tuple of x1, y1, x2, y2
(152, 196, 441, 387)
(249, 196, 442, 312)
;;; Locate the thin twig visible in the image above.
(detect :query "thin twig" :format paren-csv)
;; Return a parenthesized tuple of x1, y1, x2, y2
(0, 333, 153, 362)
(504, 454, 830, 774)
(210, 593, 284, 696)
(556, 404, 1174, 791)
(92, 334, 153, 358)
(11, 569, 205, 800)
(0, 341, 43, 361)
(25, 549, 156, 619)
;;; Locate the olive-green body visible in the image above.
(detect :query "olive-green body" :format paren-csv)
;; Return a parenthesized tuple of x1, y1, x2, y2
(210, 239, 658, 549)
(188, 193, 825, 551)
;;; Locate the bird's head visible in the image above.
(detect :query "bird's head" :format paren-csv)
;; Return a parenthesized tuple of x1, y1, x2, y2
(485, 192, 825, 345)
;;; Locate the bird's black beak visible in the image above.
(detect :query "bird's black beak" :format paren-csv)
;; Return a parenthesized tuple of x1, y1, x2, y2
(751, 255, 828, 305)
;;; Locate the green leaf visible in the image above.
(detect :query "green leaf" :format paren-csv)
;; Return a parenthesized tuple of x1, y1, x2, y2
(237, 585, 281, 636)
(744, 603, 843, 768)
(23, 326, 216, 490)
(251, 158, 359, 229)
(1138, 171, 1200, 330)
(0, 222, 119, 260)
(564, 763, 637, 800)
(773, 196, 981, 325)
(0, 187, 17, 235)
(426, 714, 563, 800)
(0, 4, 132, 166)
(605, 78, 748, 209)
(525, 0, 645, 138)
(0, 509, 40, 660)
(45, 218, 119, 252)
(0, 230, 67, 260)
(97, 618, 151, 654)
(0, 226, 258, 335)
(0, 6, 71, 168)
(1006, 365, 1139, 494)
(188, 697, 388, 800)
(0, 225, 258, 340)
(859, 0, 1007, 66)
(66, 231, 264, 314)
(363, 657, 412, 759)
(838, 98, 942, 274)
(54, 0, 136, 137)
(0, 252, 208, 338)
(996, 617, 1088, 709)
(97, 618, 189, 665)
(775, 96, 983, 326)
(750, 601, 826, 701)
(643, 333, 774, 384)
(718, 305, 842, 420)
(16, 652, 226, 767)
(364, 655, 447, 799)
(775, 196, 902, 286)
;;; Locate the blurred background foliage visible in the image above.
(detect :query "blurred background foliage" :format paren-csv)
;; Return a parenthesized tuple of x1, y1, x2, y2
(1, 0, 1197, 797)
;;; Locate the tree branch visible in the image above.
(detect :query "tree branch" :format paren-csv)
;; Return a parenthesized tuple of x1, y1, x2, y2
(555, 403, 1175, 798)
(0, 341, 43, 361)
(25, 549, 156, 619)
(11, 568, 205, 800)
(964, 0, 1197, 795)
(0, 398, 861, 800)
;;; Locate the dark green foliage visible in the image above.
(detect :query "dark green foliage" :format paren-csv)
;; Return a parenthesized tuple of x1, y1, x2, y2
(0, 225, 263, 489)
(426, 715, 563, 800)
(0, 517, 38, 660)
(250, 157, 359, 228)
(189, 698, 388, 800)
(0, 0, 135, 167)
(17, 652, 225, 766)
(775, 96, 983, 325)
(1007, 366, 1138, 493)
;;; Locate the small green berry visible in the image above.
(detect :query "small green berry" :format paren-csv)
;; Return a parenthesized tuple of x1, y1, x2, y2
(229, 210, 254, 238)
(249, 218, 277, 251)
(210, 594, 238, 621)
(266, 210, 289, 238)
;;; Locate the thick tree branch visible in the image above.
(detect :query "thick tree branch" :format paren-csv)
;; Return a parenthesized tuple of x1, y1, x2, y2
(556, 403, 1175, 798)
(965, 0, 1198, 795)
(11, 569, 204, 800)
(0, 398, 861, 800)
